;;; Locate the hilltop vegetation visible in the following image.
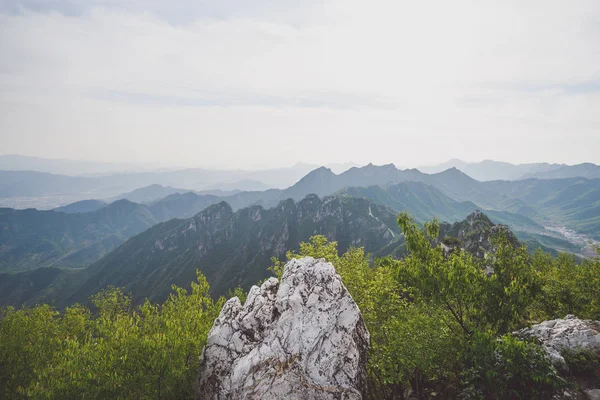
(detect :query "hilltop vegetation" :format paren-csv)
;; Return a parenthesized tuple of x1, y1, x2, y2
(1, 212, 599, 399)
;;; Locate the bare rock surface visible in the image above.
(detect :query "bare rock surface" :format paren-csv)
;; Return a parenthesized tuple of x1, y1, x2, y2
(196, 257, 370, 400)
(585, 388, 600, 400)
(518, 315, 600, 371)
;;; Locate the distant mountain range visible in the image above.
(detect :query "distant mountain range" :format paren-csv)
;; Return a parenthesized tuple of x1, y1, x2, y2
(54, 199, 108, 214)
(0, 156, 361, 205)
(1, 158, 599, 210)
(0, 200, 160, 272)
(419, 159, 563, 181)
(3, 162, 597, 277)
(0, 192, 231, 272)
(0, 195, 403, 307)
(0, 205, 556, 310)
(2, 159, 600, 312)
(0, 154, 153, 176)
(419, 159, 600, 182)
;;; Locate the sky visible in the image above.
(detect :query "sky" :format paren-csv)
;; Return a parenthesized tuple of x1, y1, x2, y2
(1, 0, 599, 169)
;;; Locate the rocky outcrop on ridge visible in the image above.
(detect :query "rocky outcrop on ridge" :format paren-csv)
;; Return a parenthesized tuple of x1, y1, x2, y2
(196, 257, 369, 399)
(439, 210, 519, 258)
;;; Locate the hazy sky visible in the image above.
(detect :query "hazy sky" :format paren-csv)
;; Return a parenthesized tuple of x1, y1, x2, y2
(1, 0, 599, 169)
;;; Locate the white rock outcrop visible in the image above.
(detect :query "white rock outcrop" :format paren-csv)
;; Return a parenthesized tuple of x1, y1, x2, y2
(518, 315, 600, 371)
(196, 257, 370, 400)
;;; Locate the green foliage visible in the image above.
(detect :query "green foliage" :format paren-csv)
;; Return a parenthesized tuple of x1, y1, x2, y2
(0, 270, 222, 400)
(397, 212, 540, 337)
(225, 286, 248, 305)
(533, 251, 600, 320)
(484, 234, 542, 333)
(394, 213, 559, 398)
(562, 347, 599, 377)
(282, 221, 568, 399)
(0, 304, 60, 399)
(442, 235, 462, 246)
(460, 332, 565, 399)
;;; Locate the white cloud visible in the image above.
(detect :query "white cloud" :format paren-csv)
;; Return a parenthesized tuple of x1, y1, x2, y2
(1, 0, 600, 168)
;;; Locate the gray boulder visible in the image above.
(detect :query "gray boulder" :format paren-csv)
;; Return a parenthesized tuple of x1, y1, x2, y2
(517, 315, 600, 371)
(196, 257, 370, 400)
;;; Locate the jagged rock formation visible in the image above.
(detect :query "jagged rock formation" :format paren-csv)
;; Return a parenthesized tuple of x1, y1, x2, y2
(196, 257, 370, 399)
(438, 210, 519, 258)
(518, 315, 600, 372)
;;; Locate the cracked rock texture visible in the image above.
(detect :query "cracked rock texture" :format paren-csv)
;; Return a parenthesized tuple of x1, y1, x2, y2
(517, 315, 600, 372)
(196, 257, 370, 400)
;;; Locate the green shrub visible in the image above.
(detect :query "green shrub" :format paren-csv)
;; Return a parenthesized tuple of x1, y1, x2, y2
(0, 271, 222, 400)
(442, 236, 462, 246)
(562, 347, 599, 376)
(534, 252, 600, 320)
(460, 332, 565, 399)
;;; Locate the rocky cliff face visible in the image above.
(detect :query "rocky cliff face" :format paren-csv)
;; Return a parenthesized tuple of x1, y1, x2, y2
(196, 257, 370, 399)
(438, 210, 519, 258)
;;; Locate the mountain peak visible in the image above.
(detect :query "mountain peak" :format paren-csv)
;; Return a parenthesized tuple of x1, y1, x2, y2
(436, 167, 474, 180)
(439, 210, 518, 258)
(465, 210, 492, 225)
(105, 198, 139, 210)
(289, 166, 335, 187)
(194, 201, 233, 220)
(313, 166, 334, 174)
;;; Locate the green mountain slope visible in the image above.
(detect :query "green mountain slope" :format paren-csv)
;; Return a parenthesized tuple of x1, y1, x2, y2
(520, 163, 600, 180)
(482, 178, 600, 240)
(0, 191, 230, 273)
(3, 164, 598, 277)
(0, 195, 402, 308)
(148, 192, 220, 220)
(0, 206, 546, 310)
(69, 195, 402, 304)
(0, 200, 160, 272)
(337, 182, 478, 223)
(54, 199, 107, 214)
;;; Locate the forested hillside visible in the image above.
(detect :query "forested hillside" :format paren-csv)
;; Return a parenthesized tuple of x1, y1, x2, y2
(0, 195, 403, 307)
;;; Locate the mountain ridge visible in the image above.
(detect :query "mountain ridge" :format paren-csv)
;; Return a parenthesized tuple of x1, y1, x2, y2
(0, 194, 403, 307)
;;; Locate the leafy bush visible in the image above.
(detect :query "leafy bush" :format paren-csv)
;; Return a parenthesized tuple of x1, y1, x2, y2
(460, 332, 565, 399)
(397, 212, 540, 337)
(562, 347, 599, 376)
(442, 235, 462, 246)
(0, 271, 222, 400)
(533, 251, 600, 320)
